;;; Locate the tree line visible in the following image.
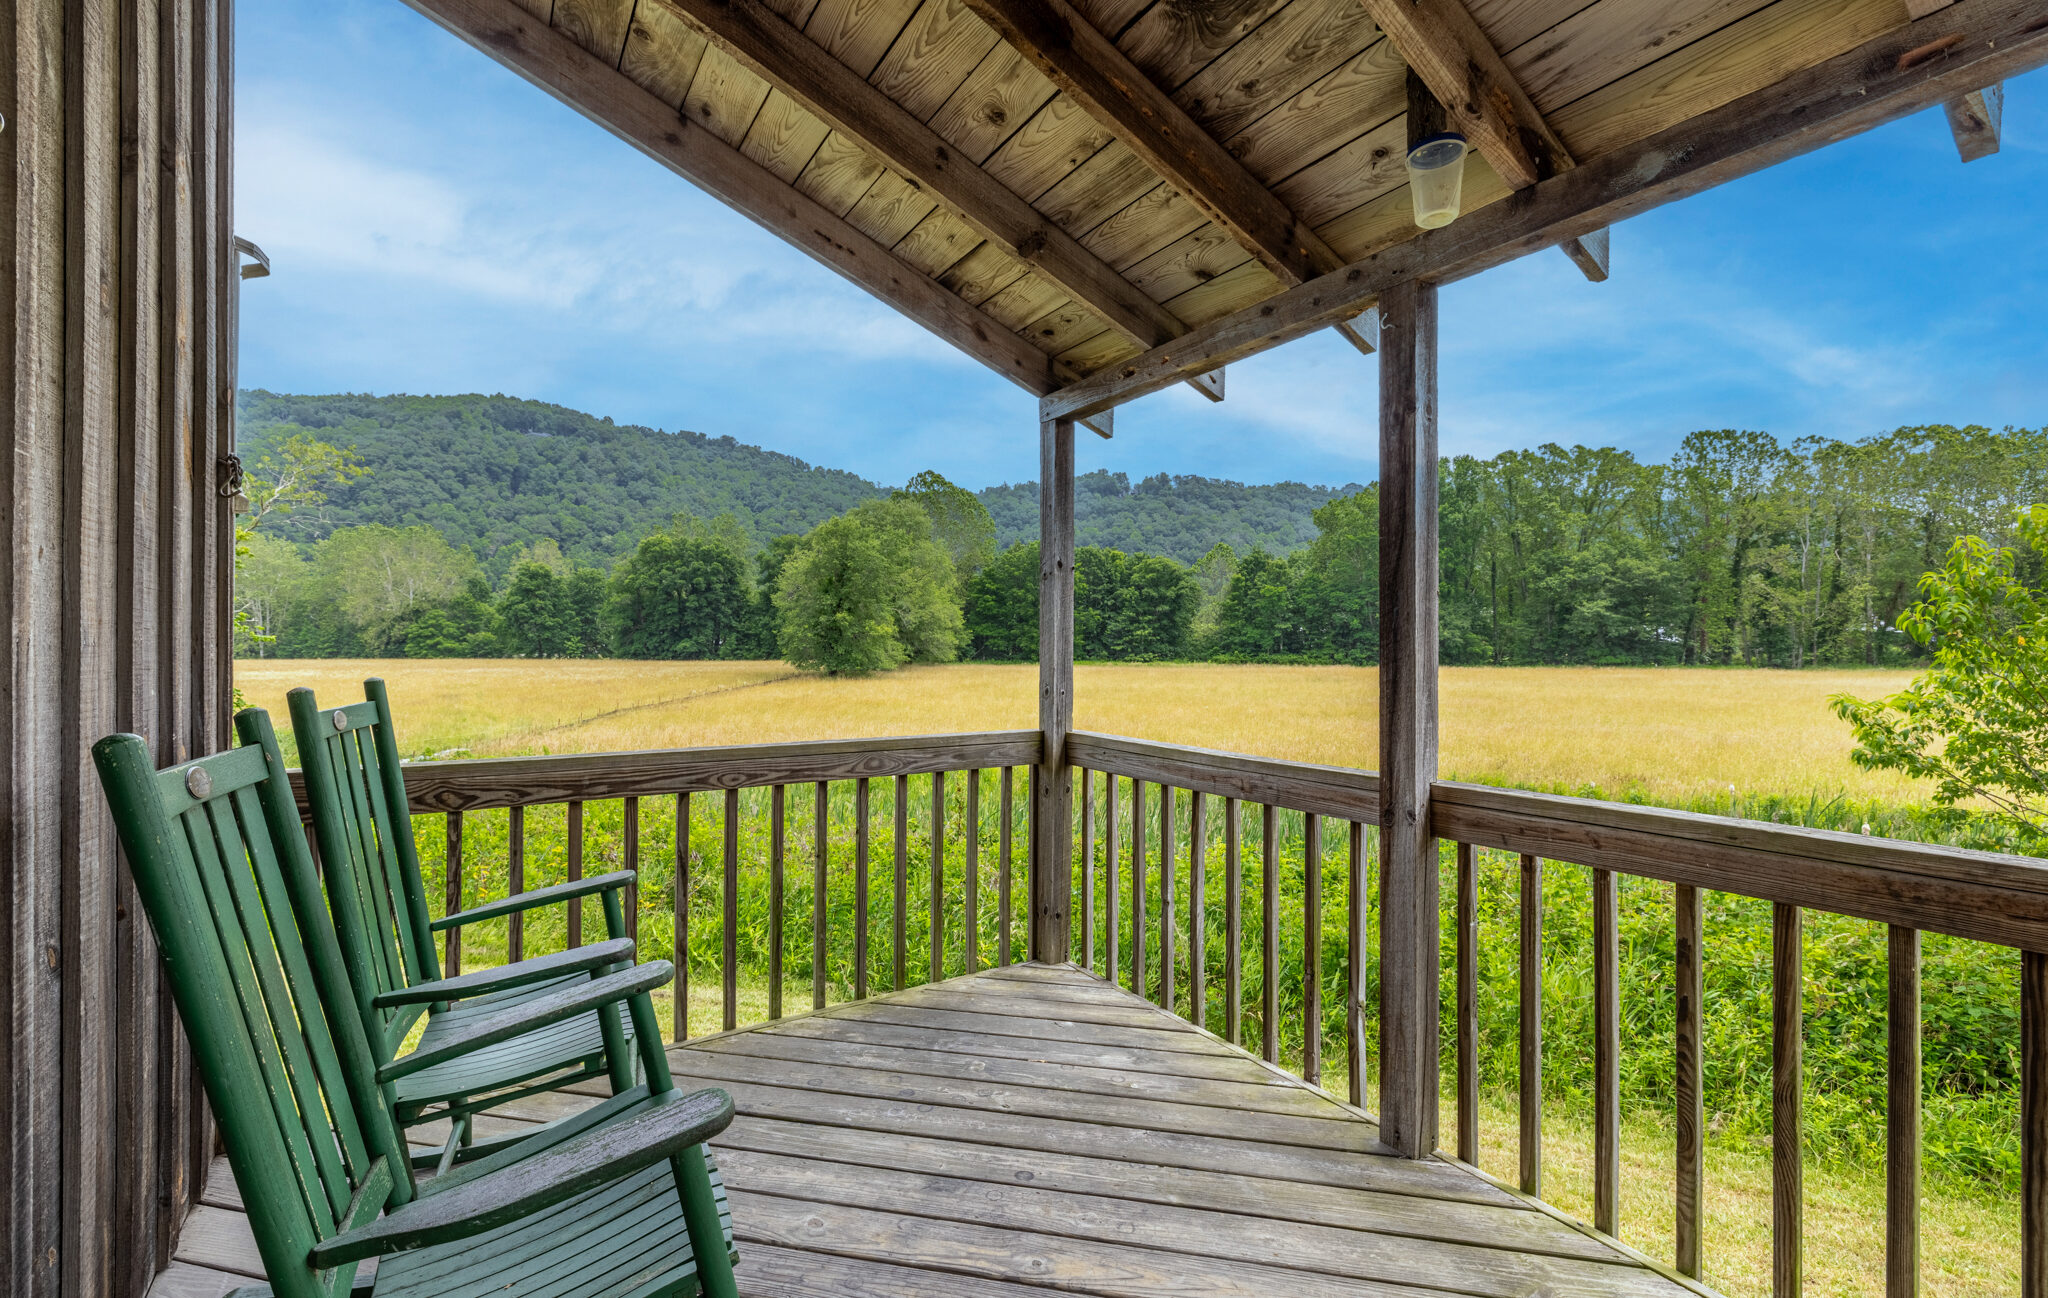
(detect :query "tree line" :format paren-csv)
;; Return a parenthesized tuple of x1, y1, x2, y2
(236, 422, 2046, 670)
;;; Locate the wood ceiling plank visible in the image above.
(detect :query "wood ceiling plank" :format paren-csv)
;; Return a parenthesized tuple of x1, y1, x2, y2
(1032, 140, 1160, 234)
(1548, 0, 1905, 160)
(1159, 254, 1281, 325)
(1117, 0, 1293, 91)
(1042, 0, 2048, 419)
(741, 90, 836, 180)
(620, 3, 710, 106)
(927, 44, 1061, 161)
(1121, 223, 1255, 299)
(962, 0, 1345, 286)
(844, 169, 943, 246)
(1173, 0, 1379, 140)
(941, 242, 1033, 301)
(981, 272, 1071, 329)
(1271, 114, 1407, 227)
(804, 0, 928, 74)
(1462, 0, 1597, 59)
(981, 94, 1117, 201)
(1223, 37, 1405, 183)
(1055, 327, 1140, 373)
(654, 0, 1192, 347)
(1315, 152, 1509, 260)
(684, 44, 775, 143)
(401, 0, 1055, 395)
(1504, 0, 1777, 114)
(1022, 301, 1114, 353)
(1083, 183, 1207, 269)
(1358, 0, 1572, 188)
(893, 208, 986, 275)
(794, 129, 892, 211)
(1071, 0, 1160, 42)
(870, 0, 1004, 119)
(552, 0, 637, 62)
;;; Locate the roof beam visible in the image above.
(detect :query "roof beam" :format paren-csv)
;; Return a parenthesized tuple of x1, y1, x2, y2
(645, 0, 1227, 402)
(1041, 0, 2048, 421)
(401, 0, 1056, 392)
(1365, 0, 1609, 281)
(959, 0, 1380, 356)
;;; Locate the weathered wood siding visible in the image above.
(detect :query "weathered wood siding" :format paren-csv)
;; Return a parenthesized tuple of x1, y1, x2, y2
(3, 1, 235, 1295)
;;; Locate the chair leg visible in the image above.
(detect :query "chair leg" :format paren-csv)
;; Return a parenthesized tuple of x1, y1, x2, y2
(672, 1146, 738, 1298)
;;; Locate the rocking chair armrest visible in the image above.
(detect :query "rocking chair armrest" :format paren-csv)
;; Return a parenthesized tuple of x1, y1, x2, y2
(371, 939, 637, 1008)
(309, 1085, 734, 1268)
(431, 870, 636, 932)
(376, 962, 673, 1084)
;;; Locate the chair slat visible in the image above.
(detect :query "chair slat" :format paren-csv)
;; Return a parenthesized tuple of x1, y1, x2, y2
(354, 728, 430, 987)
(325, 731, 405, 1006)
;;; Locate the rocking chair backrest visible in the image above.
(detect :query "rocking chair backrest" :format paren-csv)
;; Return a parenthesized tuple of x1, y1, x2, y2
(288, 680, 441, 1063)
(92, 710, 413, 1298)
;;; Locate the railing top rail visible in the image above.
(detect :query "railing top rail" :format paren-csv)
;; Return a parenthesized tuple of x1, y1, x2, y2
(1068, 730, 1380, 822)
(1435, 779, 2048, 952)
(287, 730, 1044, 814)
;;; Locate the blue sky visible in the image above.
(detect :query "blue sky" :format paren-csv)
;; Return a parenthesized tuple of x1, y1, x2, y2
(235, 1, 2048, 492)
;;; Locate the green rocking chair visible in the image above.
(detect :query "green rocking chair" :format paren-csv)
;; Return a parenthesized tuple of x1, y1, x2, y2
(92, 711, 739, 1298)
(288, 680, 645, 1156)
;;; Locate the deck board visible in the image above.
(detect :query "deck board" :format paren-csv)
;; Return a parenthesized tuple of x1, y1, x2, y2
(158, 966, 1695, 1298)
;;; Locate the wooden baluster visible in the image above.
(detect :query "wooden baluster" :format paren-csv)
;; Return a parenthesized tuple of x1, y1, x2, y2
(2024, 949, 2047, 1298)
(1456, 842, 1477, 1162)
(1519, 852, 1542, 1196)
(1351, 821, 1370, 1110)
(930, 771, 946, 984)
(722, 787, 739, 1032)
(1132, 780, 1148, 1000)
(674, 792, 690, 1041)
(445, 811, 463, 976)
(1676, 883, 1704, 1278)
(1594, 867, 1619, 1236)
(507, 805, 525, 963)
(1225, 796, 1242, 1047)
(1888, 924, 1920, 1298)
(894, 773, 909, 991)
(814, 781, 829, 1011)
(1080, 769, 1096, 973)
(624, 796, 640, 943)
(1189, 793, 1207, 1031)
(1160, 785, 1176, 1011)
(1105, 774, 1120, 986)
(1262, 803, 1279, 1064)
(854, 778, 870, 1000)
(1303, 812, 1322, 1086)
(964, 769, 980, 973)
(567, 801, 584, 948)
(769, 784, 785, 1020)
(1774, 902, 1804, 1298)
(999, 767, 1015, 968)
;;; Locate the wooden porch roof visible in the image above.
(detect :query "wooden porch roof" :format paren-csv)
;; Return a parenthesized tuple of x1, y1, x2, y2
(160, 964, 1700, 1298)
(402, 0, 2043, 414)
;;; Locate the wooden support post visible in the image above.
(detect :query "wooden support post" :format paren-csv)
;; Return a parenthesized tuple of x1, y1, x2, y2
(1376, 276, 1441, 1160)
(1032, 416, 1075, 963)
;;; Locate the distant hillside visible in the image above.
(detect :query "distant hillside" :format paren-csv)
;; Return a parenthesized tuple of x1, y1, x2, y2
(237, 391, 1353, 570)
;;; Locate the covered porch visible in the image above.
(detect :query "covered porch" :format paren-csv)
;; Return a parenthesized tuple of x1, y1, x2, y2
(164, 963, 1695, 1298)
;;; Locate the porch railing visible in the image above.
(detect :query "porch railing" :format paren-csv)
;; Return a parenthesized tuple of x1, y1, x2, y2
(291, 728, 2048, 1293)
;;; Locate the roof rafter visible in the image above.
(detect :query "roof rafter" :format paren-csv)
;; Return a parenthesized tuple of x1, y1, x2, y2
(1905, 0, 2004, 161)
(645, 0, 1226, 402)
(1362, 0, 1607, 280)
(959, 0, 1381, 357)
(1041, 0, 2048, 421)
(400, 0, 1136, 432)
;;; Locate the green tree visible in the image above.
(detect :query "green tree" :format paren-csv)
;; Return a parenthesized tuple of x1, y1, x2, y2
(312, 524, 480, 653)
(233, 533, 309, 658)
(1832, 505, 2048, 842)
(497, 561, 571, 657)
(963, 542, 1039, 661)
(777, 498, 961, 674)
(563, 567, 609, 656)
(1210, 548, 1295, 657)
(404, 576, 501, 658)
(896, 470, 997, 586)
(606, 528, 750, 659)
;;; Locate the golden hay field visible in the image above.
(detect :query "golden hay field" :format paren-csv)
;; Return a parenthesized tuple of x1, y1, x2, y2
(234, 659, 1931, 805)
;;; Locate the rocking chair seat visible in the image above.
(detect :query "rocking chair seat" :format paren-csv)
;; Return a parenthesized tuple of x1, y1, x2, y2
(395, 975, 638, 1113)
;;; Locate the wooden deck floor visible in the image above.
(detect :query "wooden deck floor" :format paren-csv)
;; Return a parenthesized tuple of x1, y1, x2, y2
(154, 963, 1699, 1298)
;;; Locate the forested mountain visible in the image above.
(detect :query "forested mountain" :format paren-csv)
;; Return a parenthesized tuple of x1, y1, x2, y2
(980, 473, 1359, 562)
(237, 392, 1342, 571)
